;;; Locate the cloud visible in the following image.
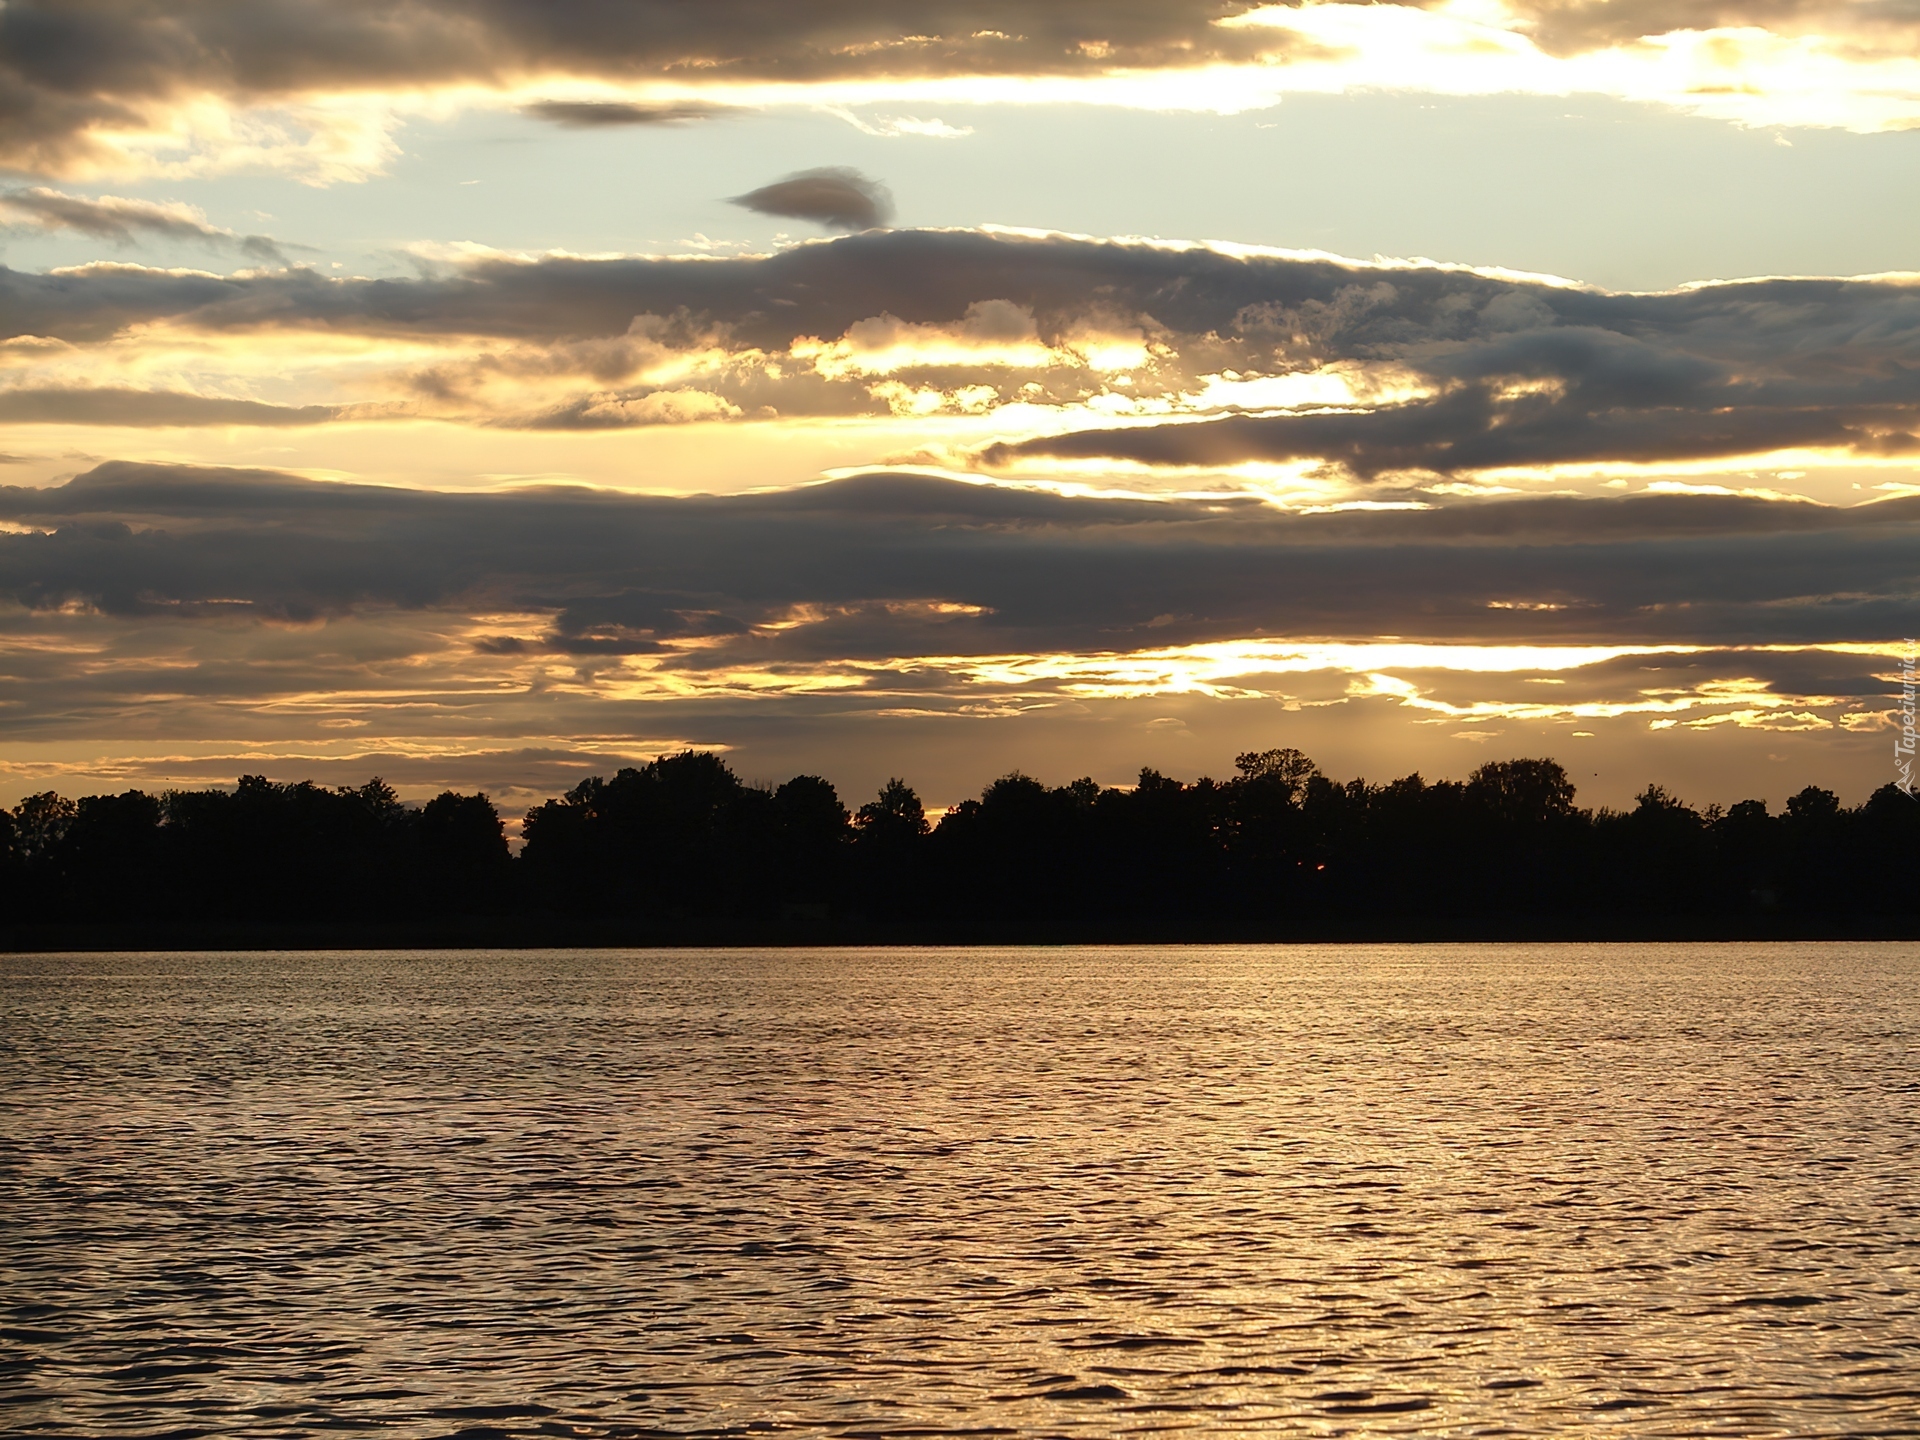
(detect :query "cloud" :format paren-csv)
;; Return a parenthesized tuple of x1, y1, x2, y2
(989, 310, 1920, 479)
(0, 387, 340, 427)
(1497, 1, 1919, 56)
(0, 187, 294, 263)
(3, 461, 1915, 650)
(1, 462, 1908, 809)
(7, 230, 1920, 483)
(4, 2, 1920, 181)
(505, 388, 744, 429)
(519, 100, 730, 127)
(825, 109, 975, 139)
(0, 1, 1284, 178)
(729, 167, 894, 231)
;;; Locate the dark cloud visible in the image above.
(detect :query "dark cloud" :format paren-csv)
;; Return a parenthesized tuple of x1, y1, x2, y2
(2, 230, 1458, 344)
(992, 385, 1920, 478)
(3, 3, 1909, 176)
(1501, 1, 1917, 55)
(5, 226, 1911, 350)
(729, 168, 894, 231)
(0, 187, 293, 263)
(2, 463, 1915, 653)
(7, 228, 1920, 469)
(519, 100, 730, 127)
(544, 591, 751, 655)
(0, 2, 1288, 174)
(0, 388, 339, 427)
(0, 463, 1906, 809)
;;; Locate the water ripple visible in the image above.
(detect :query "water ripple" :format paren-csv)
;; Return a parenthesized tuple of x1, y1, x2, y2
(3, 943, 1917, 1437)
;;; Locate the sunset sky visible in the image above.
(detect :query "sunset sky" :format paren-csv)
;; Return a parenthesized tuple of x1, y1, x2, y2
(4, 0, 1918, 818)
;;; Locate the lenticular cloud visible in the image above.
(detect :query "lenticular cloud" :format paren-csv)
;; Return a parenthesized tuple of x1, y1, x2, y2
(729, 168, 895, 231)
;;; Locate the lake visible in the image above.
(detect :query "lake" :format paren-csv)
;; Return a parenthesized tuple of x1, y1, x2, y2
(4, 944, 1916, 1436)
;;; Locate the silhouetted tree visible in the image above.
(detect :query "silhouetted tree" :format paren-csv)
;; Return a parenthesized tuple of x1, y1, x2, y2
(1848, 783, 1920, 915)
(1458, 759, 1584, 914)
(1224, 751, 1318, 915)
(13, 791, 74, 868)
(5, 748, 1915, 937)
(418, 791, 511, 914)
(1596, 785, 1712, 916)
(1086, 768, 1227, 924)
(1467, 758, 1577, 826)
(519, 750, 774, 918)
(1713, 798, 1782, 912)
(856, 778, 927, 844)
(772, 775, 849, 909)
(930, 772, 1082, 921)
(1234, 747, 1317, 798)
(0, 806, 17, 887)
(1779, 785, 1847, 913)
(850, 777, 929, 918)
(61, 790, 168, 920)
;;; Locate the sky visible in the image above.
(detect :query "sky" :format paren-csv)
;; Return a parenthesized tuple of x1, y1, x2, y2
(3, 0, 1918, 821)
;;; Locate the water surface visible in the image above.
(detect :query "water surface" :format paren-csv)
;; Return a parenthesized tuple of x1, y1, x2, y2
(4, 944, 1917, 1436)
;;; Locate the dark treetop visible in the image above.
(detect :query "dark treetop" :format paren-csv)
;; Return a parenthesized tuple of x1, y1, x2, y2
(2, 751, 1915, 944)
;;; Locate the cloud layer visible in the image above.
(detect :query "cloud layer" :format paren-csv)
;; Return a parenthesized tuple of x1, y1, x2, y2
(6, 2, 1920, 181)
(2, 460, 1912, 708)
(7, 459, 1915, 641)
(5, 229, 1919, 497)
(0, 0, 1279, 176)
(1, 186, 292, 262)
(0, 460, 1907, 807)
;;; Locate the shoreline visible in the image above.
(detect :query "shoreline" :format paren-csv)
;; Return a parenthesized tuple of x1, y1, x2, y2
(7, 915, 1919, 951)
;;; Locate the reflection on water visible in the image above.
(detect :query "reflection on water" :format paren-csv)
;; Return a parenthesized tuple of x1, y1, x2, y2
(3, 944, 1917, 1437)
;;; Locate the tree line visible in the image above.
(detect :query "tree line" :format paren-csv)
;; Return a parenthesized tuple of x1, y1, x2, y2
(2, 750, 1915, 940)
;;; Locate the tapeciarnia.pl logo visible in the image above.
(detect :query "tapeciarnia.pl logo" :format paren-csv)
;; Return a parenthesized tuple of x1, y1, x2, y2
(1897, 639, 1917, 797)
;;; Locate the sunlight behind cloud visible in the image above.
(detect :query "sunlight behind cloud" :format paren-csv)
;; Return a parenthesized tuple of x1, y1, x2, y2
(1228, 3, 1920, 133)
(15, 3, 1920, 185)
